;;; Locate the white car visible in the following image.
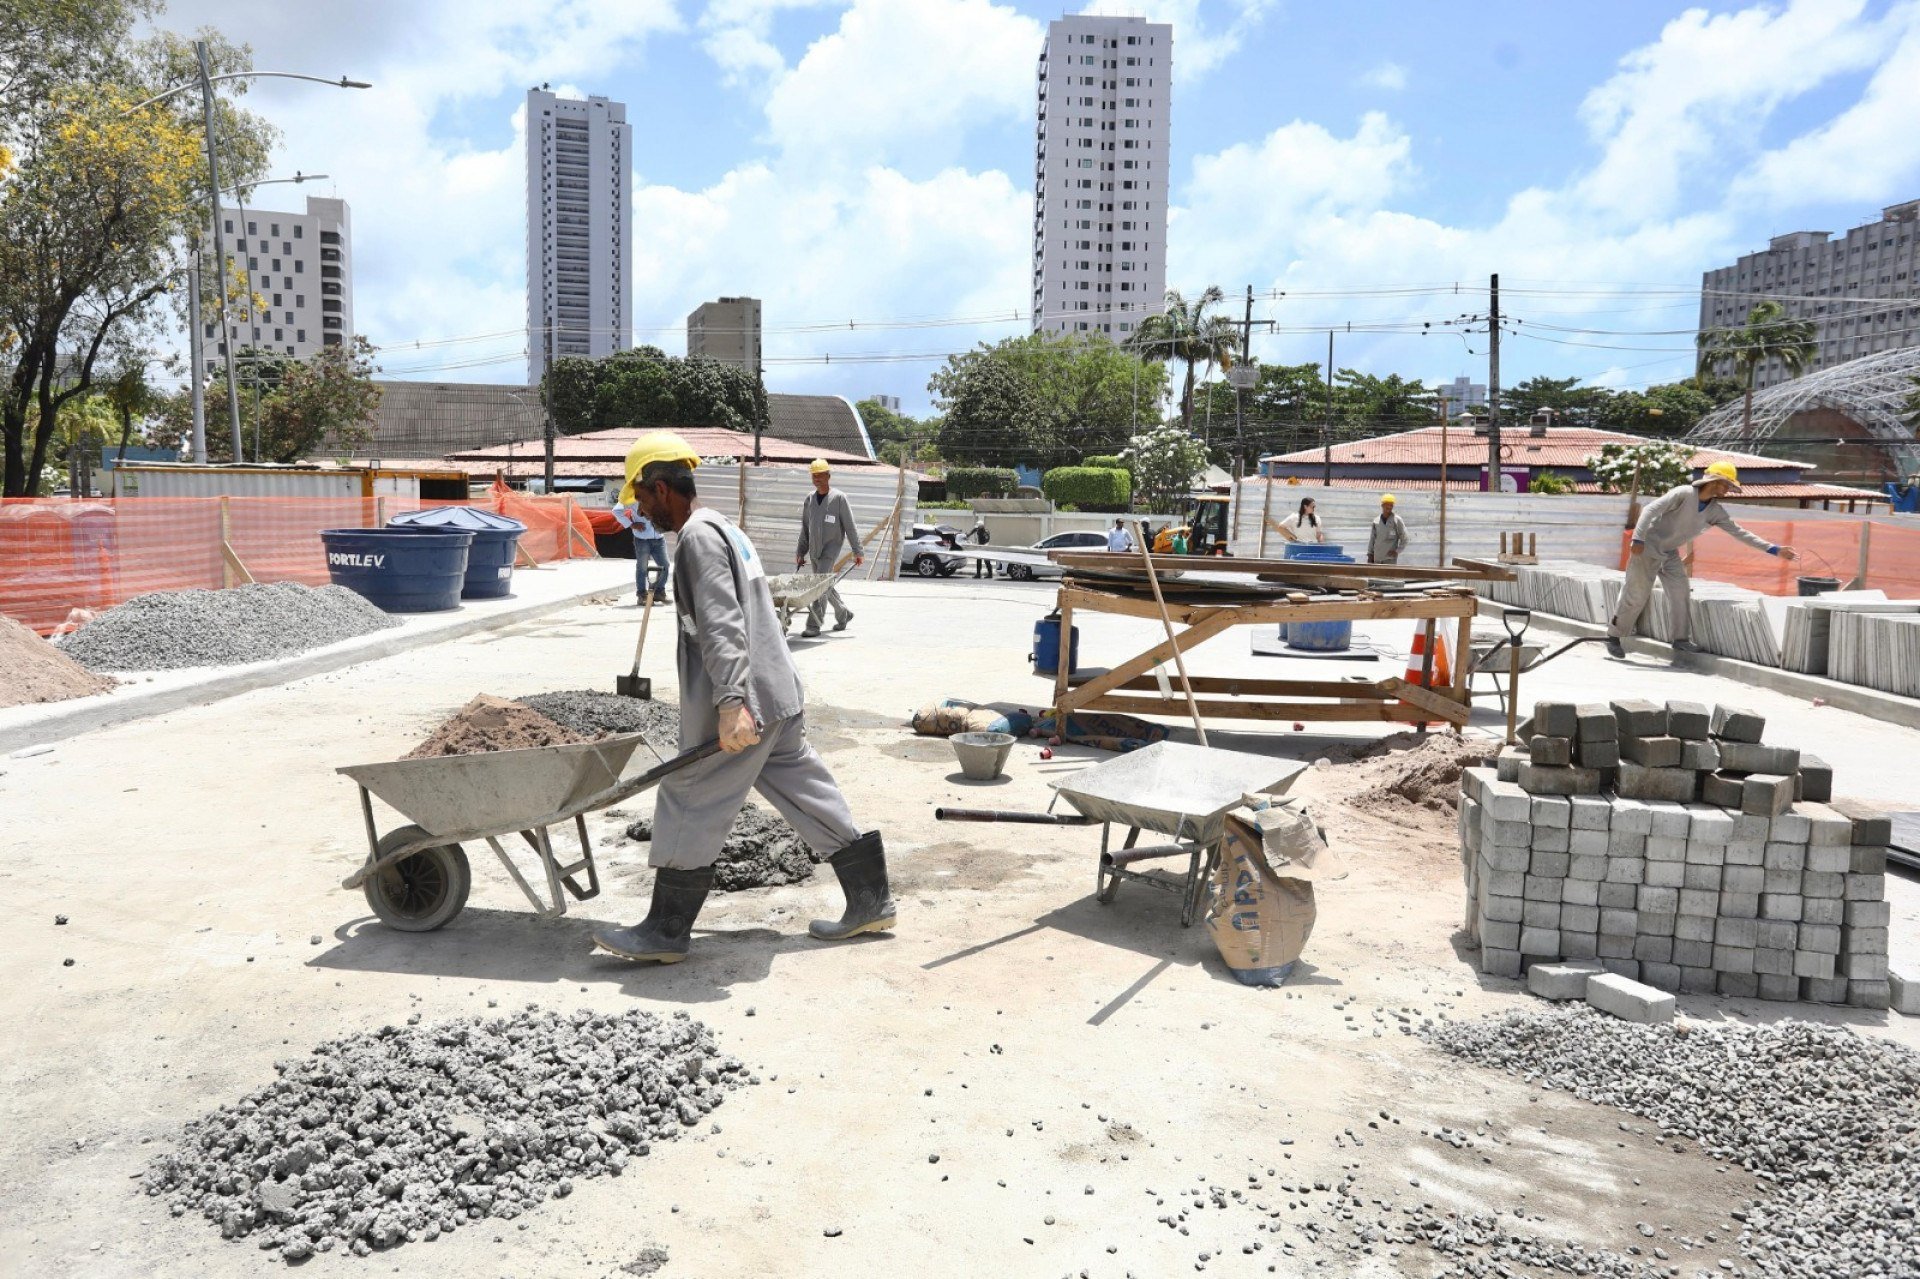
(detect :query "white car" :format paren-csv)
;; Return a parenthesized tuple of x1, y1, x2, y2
(1002, 529, 1111, 581)
(900, 523, 966, 577)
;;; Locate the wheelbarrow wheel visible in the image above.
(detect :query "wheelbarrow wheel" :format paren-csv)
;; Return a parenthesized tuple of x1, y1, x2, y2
(364, 825, 471, 932)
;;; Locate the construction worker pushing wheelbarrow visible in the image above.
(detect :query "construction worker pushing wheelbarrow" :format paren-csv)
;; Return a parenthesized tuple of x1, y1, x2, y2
(592, 432, 896, 964)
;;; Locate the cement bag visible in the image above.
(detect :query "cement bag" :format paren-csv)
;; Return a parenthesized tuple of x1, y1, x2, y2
(1207, 799, 1344, 987)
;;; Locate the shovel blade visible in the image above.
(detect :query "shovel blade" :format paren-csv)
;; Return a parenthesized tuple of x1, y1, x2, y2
(616, 673, 652, 700)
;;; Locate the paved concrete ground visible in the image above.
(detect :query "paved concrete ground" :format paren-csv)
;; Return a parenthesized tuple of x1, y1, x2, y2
(2, 570, 1913, 1277)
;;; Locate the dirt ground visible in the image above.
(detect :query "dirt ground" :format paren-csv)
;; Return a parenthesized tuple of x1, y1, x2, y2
(2, 576, 1912, 1278)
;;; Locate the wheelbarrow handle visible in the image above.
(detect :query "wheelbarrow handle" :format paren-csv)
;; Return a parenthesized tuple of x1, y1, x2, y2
(933, 807, 1095, 825)
(594, 738, 725, 806)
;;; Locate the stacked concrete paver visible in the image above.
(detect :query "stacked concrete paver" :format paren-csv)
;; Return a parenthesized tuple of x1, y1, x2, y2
(1460, 699, 1892, 1009)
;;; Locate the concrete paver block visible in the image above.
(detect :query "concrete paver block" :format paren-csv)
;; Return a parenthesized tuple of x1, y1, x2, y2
(1718, 971, 1760, 999)
(1681, 863, 1721, 891)
(1519, 926, 1561, 956)
(1686, 806, 1736, 843)
(1576, 704, 1619, 741)
(1518, 763, 1604, 796)
(1699, 771, 1746, 809)
(1713, 945, 1757, 974)
(1802, 871, 1844, 899)
(1718, 891, 1760, 919)
(1792, 950, 1836, 980)
(1529, 850, 1572, 878)
(1610, 699, 1668, 737)
(1890, 972, 1920, 1017)
(1532, 701, 1579, 737)
(1683, 840, 1726, 867)
(1561, 878, 1600, 906)
(1622, 735, 1683, 767)
(1674, 914, 1717, 942)
(1797, 755, 1833, 804)
(1665, 700, 1711, 740)
(1757, 973, 1800, 1002)
(1842, 953, 1890, 981)
(1531, 825, 1571, 853)
(1568, 794, 1612, 830)
(1848, 980, 1893, 1010)
(1827, 797, 1892, 847)
(1801, 897, 1844, 925)
(1576, 739, 1621, 769)
(1529, 795, 1571, 828)
(1479, 947, 1522, 978)
(1646, 802, 1691, 838)
(1597, 881, 1637, 908)
(1645, 834, 1687, 862)
(1850, 845, 1888, 874)
(1645, 860, 1686, 888)
(1496, 748, 1524, 782)
(1763, 843, 1806, 871)
(1568, 829, 1610, 856)
(1611, 798, 1653, 834)
(1770, 810, 1812, 843)
(1724, 839, 1765, 866)
(1844, 872, 1886, 902)
(1761, 893, 1803, 921)
(1671, 938, 1714, 968)
(1801, 975, 1849, 1004)
(1585, 973, 1676, 1023)
(1805, 844, 1851, 874)
(1521, 899, 1561, 929)
(1617, 762, 1696, 803)
(1529, 736, 1572, 767)
(1710, 705, 1765, 743)
(1680, 740, 1721, 771)
(1798, 803, 1852, 847)
(1480, 919, 1520, 950)
(1716, 741, 1800, 775)
(1680, 967, 1717, 994)
(1604, 857, 1645, 884)
(1527, 960, 1603, 1001)
(1845, 900, 1892, 928)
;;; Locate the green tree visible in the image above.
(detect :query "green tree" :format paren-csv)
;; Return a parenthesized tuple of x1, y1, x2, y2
(1695, 300, 1818, 448)
(43, 393, 118, 494)
(543, 346, 767, 436)
(152, 337, 380, 462)
(1122, 424, 1207, 514)
(1331, 369, 1437, 426)
(0, 8, 274, 495)
(855, 396, 916, 451)
(1504, 375, 1607, 427)
(1588, 440, 1693, 495)
(1593, 382, 1715, 438)
(1126, 286, 1240, 438)
(929, 331, 1164, 468)
(1528, 470, 1575, 496)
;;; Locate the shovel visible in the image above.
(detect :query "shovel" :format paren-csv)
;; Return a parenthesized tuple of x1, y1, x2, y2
(617, 591, 656, 699)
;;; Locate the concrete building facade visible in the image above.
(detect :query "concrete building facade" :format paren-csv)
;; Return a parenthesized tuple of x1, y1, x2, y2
(1699, 199, 1920, 390)
(1438, 376, 1488, 417)
(686, 296, 762, 371)
(206, 195, 353, 368)
(1031, 15, 1170, 340)
(526, 88, 633, 384)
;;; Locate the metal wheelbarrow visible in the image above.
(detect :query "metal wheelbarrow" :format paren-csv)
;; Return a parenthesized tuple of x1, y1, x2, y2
(937, 741, 1308, 926)
(337, 735, 721, 932)
(767, 565, 857, 633)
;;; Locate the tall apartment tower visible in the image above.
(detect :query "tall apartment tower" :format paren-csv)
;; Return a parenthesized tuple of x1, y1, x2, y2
(686, 296, 763, 372)
(205, 195, 352, 368)
(1699, 199, 1920, 390)
(526, 87, 633, 384)
(1031, 15, 1171, 339)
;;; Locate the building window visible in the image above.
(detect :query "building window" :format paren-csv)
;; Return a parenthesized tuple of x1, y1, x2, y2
(246, 221, 256, 234)
(294, 225, 302, 238)
(297, 329, 305, 342)
(223, 219, 232, 233)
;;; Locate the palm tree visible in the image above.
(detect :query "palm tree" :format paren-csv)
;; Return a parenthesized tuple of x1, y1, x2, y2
(1126, 287, 1241, 441)
(1694, 300, 1818, 450)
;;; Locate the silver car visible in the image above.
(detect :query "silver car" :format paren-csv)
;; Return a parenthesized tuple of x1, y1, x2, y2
(901, 523, 966, 577)
(1002, 529, 1111, 581)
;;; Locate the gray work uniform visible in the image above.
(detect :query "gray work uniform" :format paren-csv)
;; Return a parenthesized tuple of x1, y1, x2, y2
(1367, 513, 1409, 564)
(1608, 483, 1777, 642)
(796, 488, 862, 630)
(648, 508, 860, 870)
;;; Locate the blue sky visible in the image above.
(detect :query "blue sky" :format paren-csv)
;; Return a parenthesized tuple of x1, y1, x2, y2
(157, 1, 1920, 415)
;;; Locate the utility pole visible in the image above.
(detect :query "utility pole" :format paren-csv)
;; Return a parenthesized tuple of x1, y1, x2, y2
(542, 323, 556, 493)
(1235, 284, 1252, 480)
(1321, 330, 1334, 486)
(195, 41, 244, 464)
(1486, 272, 1501, 492)
(186, 248, 207, 463)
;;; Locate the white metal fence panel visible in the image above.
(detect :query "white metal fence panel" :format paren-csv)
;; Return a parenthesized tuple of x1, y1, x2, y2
(697, 466, 913, 572)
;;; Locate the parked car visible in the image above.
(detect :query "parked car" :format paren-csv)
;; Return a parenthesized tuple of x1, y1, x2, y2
(901, 523, 966, 577)
(1003, 529, 1110, 581)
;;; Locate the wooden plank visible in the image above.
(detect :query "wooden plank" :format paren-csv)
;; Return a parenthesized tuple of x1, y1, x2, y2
(1129, 517, 1208, 746)
(1052, 551, 1514, 582)
(1063, 693, 1410, 721)
(1059, 607, 1244, 705)
(1379, 676, 1472, 726)
(1109, 675, 1400, 698)
(1063, 584, 1475, 625)
(221, 541, 255, 585)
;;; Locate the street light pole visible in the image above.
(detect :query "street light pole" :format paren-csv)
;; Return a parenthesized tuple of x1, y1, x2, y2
(186, 248, 206, 463)
(194, 41, 246, 463)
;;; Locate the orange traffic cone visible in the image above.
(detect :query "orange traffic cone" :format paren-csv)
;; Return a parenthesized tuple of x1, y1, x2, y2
(1401, 627, 1452, 726)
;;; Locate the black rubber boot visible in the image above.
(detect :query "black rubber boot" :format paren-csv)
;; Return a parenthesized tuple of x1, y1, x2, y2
(593, 866, 713, 963)
(1604, 637, 1626, 659)
(808, 831, 896, 941)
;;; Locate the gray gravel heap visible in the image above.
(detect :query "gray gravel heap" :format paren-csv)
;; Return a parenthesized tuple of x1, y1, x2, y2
(626, 801, 820, 892)
(58, 583, 398, 671)
(144, 1007, 752, 1263)
(1423, 1007, 1920, 1278)
(514, 690, 679, 748)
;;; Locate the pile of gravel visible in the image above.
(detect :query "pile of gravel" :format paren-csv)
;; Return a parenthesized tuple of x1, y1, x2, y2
(58, 583, 398, 671)
(1423, 1007, 1920, 1277)
(626, 801, 820, 892)
(145, 1008, 751, 1263)
(514, 690, 679, 748)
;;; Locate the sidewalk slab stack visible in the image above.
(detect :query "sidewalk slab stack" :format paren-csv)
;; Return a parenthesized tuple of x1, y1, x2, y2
(1459, 698, 1891, 1008)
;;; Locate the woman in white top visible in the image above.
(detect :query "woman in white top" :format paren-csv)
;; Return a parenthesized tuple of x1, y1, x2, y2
(1277, 497, 1326, 544)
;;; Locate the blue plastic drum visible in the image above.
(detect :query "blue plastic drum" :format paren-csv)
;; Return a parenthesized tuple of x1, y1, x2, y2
(387, 506, 526, 599)
(320, 528, 474, 613)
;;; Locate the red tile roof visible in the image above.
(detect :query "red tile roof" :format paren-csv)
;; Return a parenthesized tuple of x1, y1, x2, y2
(1263, 426, 1813, 476)
(446, 426, 875, 467)
(1253, 475, 1881, 503)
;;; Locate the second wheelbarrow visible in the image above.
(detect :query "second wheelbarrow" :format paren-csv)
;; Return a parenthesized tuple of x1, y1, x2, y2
(936, 740, 1308, 926)
(337, 734, 721, 932)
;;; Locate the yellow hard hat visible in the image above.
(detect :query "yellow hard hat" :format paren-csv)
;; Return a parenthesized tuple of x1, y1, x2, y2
(619, 431, 700, 505)
(1380, 493, 1397, 505)
(1699, 460, 1742, 492)
(809, 458, 831, 474)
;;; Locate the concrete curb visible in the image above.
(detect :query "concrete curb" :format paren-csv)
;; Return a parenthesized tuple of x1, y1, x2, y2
(2, 568, 631, 755)
(1481, 601, 1920, 732)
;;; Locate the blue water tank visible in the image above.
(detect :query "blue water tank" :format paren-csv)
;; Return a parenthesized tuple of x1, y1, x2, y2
(321, 527, 474, 613)
(386, 506, 526, 599)
(1031, 615, 1080, 676)
(1286, 619, 1354, 652)
(1281, 542, 1350, 561)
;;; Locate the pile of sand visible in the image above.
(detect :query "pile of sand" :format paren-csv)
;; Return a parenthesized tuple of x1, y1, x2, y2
(404, 695, 587, 759)
(0, 615, 114, 709)
(1341, 731, 1496, 814)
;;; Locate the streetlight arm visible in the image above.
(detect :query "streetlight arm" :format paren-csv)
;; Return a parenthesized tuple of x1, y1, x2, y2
(122, 71, 370, 115)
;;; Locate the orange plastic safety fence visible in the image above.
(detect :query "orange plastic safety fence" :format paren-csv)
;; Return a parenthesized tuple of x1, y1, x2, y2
(1615, 516, 1920, 600)
(0, 488, 598, 634)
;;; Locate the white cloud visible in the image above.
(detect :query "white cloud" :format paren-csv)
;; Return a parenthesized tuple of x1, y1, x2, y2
(1078, 0, 1273, 78)
(1357, 61, 1406, 92)
(697, 0, 841, 88)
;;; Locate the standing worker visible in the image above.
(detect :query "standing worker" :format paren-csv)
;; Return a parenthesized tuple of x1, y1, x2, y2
(968, 515, 993, 578)
(1277, 497, 1325, 544)
(1606, 462, 1797, 658)
(626, 507, 670, 605)
(1106, 519, 1133, 552)
(594, 433, 894, 964)
(795, 459, 863, 637)
(1367, 494, 1409, 564)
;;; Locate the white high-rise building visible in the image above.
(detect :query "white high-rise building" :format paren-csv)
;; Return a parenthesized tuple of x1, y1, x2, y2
(1031, 15, 1171, 339)
(526, 87, 633, 383)
(205, 195, 352, 368)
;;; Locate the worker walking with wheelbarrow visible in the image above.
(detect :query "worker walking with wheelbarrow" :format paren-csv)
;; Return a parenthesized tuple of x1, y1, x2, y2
(593, 432, 896, 964)
(795, 458, 863, 637)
